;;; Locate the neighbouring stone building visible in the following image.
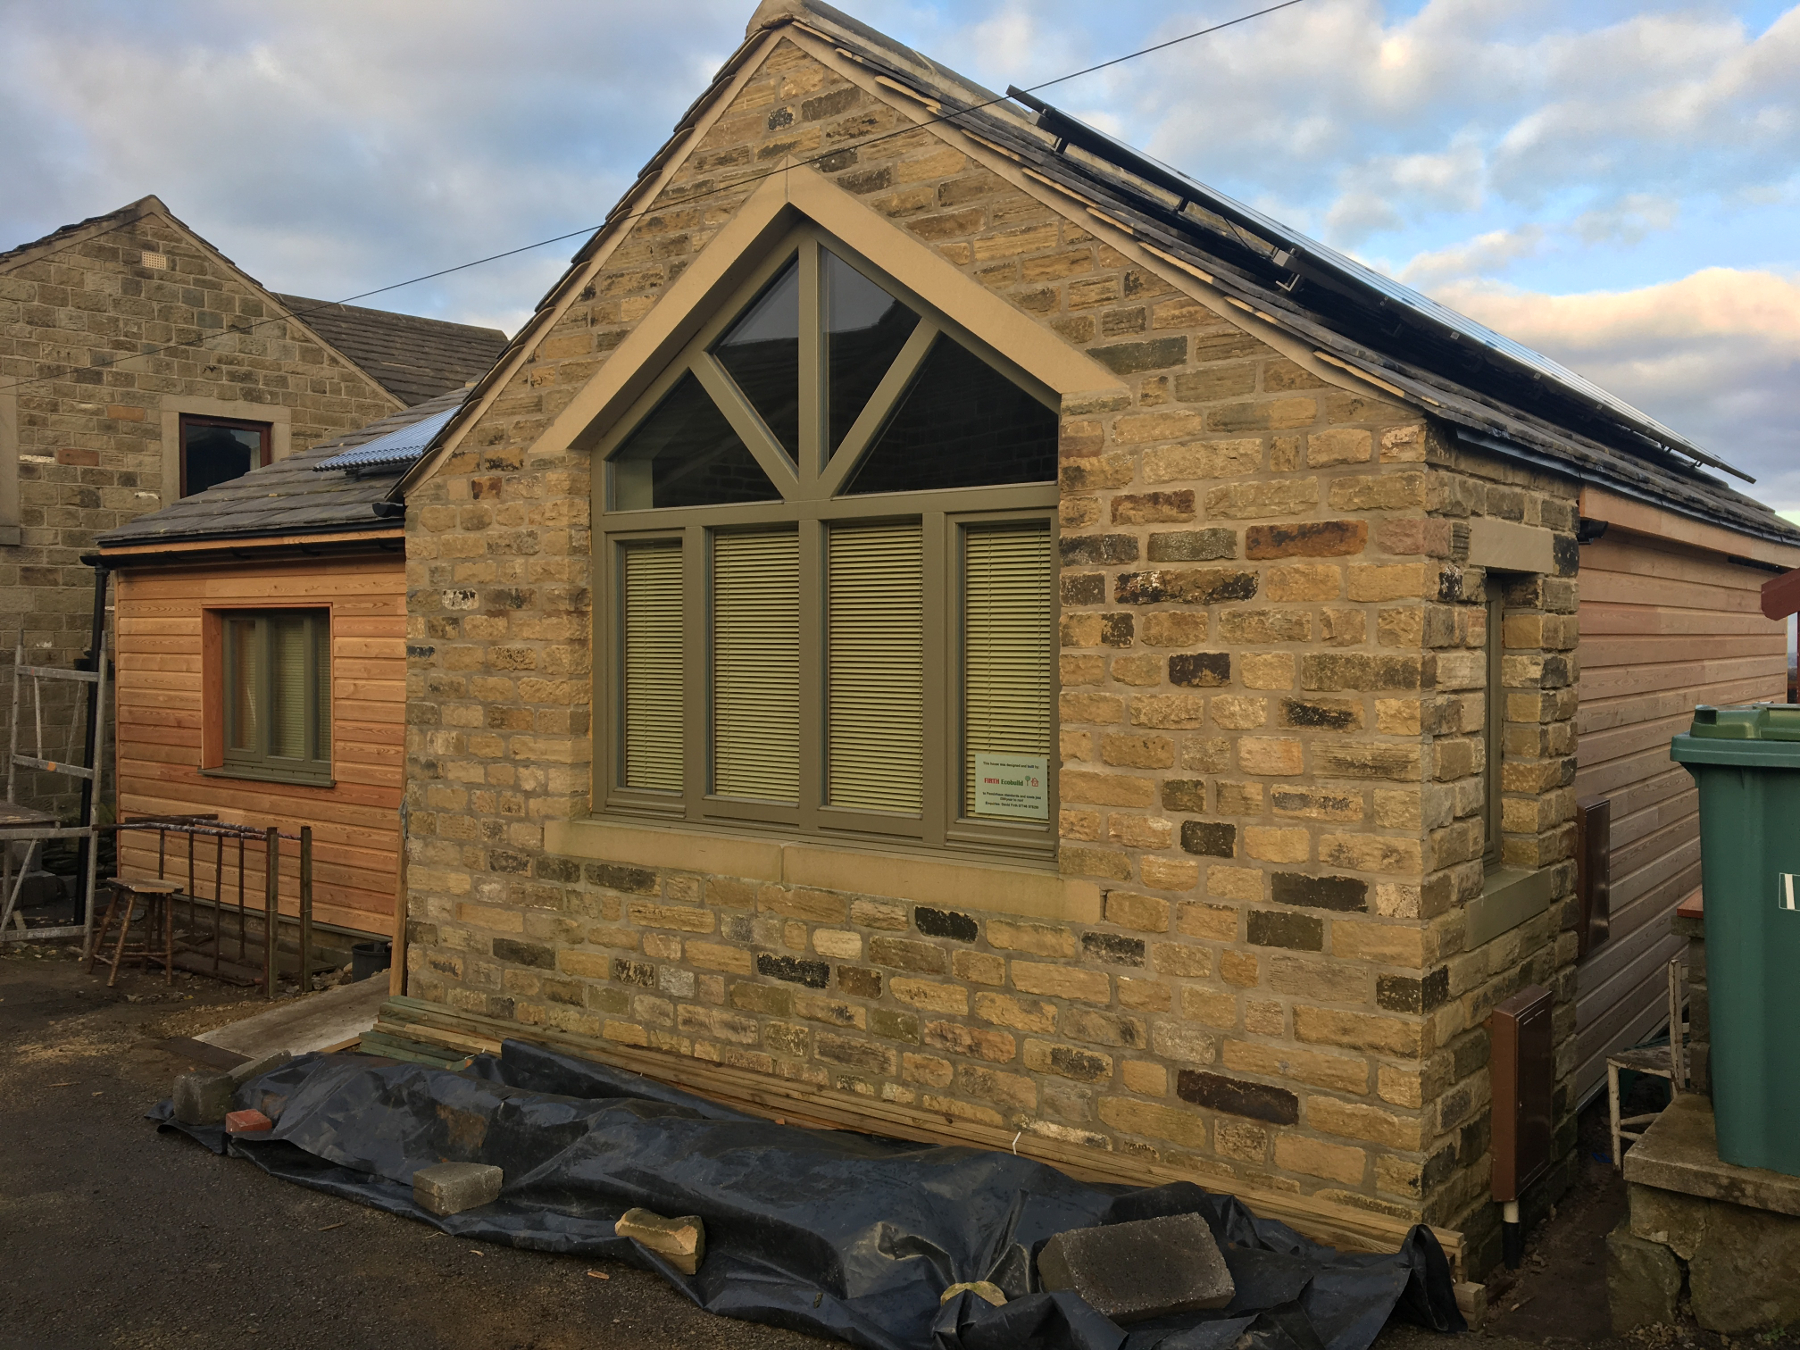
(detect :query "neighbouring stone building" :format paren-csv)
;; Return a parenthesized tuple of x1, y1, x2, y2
(380, 0, 1800, 1277)
(0, 195, 505, 815)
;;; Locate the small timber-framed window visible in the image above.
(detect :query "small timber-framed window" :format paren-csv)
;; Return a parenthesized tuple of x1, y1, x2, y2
(180, 414, 272, 497)
(221, 609, 332, 784)
(597, 225, 1059, 859)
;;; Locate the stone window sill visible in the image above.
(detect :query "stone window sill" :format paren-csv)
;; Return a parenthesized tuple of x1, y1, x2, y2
(545, 816, 1097, 924)
(1464, 866, 1557, 950)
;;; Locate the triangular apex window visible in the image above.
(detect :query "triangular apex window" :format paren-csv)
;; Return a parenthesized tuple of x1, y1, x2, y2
(612, 372, 780, 509)
(845, 334, 1058, 495)
(604, 228, 1058, 505)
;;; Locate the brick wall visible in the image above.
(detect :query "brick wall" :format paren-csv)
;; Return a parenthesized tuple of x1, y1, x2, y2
(401, 34, 1576, 1273)
(0, 210, 396, 814)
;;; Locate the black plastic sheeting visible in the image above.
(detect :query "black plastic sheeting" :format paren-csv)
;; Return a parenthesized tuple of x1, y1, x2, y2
(151, 1041, 1463, 1350)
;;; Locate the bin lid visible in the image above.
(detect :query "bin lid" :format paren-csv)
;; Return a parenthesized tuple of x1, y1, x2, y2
(1685, 704, 1800, 740)
(1672, 704, 1800, 767)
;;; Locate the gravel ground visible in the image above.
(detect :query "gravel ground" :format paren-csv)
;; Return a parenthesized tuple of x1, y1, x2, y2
(0, 941, 1782, 1350)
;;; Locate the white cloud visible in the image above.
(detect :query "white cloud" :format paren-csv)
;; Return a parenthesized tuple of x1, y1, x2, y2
(1430, 268, 1800, 506)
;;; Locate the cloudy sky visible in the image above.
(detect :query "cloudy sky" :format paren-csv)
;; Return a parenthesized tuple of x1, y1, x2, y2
(3, 0, 1797, 506)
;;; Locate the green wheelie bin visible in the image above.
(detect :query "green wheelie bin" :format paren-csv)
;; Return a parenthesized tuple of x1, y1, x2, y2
(1670, 703, 1800, 1177)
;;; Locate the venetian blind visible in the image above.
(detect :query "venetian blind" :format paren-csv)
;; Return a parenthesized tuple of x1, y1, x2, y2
(228, 618, 257, 751)
(314, 616, 331, 760)
(622, 542, 685, 791)
(963, 524, 1053, 816)
(827, 520, 922, 813)
(713, 529, 800, 801)
(268, 613, 308, 760)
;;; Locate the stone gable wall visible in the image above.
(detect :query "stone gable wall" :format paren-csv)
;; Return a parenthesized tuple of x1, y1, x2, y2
(401, 35, 1576, 1273)
(0, 212, 397, 814)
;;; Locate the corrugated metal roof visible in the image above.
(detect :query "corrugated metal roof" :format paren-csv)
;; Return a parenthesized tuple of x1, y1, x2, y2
(314, 403, 460, 473)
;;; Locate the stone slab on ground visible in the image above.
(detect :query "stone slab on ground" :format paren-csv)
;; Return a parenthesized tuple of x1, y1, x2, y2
(413, 1162, 504, 1216)
(1036, 1213, 1234, 1324)
(615, 1208, 706, 1276)
(197, 977, 387, 1059)
(1622, 1094, 1800, 1217)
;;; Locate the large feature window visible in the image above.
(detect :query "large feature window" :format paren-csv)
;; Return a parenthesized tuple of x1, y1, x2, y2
(221, 609, 332, 784)
(598, 226, 1059, 857)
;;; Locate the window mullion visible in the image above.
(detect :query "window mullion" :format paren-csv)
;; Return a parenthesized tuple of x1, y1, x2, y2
(921, 511, 949, 848)
(798, 238, 823, 490)
(684, 524, 709, 811)
(796, 517, 824, 831)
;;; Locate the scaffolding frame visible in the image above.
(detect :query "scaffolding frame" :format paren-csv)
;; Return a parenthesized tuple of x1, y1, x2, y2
(0, 633, 106, 946)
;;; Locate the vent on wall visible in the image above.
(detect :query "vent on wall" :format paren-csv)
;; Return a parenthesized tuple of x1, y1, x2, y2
(1576, 797, 1612, 959)
(139, 250, 167, 270)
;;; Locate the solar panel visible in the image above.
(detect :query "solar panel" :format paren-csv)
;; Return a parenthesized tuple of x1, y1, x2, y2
(313, 403, 460, 473)
(1006, 91, 1750, 482)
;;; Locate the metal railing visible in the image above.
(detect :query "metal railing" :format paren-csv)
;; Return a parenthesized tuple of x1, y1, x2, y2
(102, 815, 315, 1000)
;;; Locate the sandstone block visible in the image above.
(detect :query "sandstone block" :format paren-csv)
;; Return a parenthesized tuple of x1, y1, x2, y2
(615, 1206, 706, 1275)
(1606, 1219, 1681, 1333)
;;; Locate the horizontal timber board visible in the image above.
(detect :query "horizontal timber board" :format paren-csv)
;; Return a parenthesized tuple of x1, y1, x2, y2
(1579, 603, 1782, 638)
(1578, 654, 1783, 703)
(374, 995, 1463, 1275)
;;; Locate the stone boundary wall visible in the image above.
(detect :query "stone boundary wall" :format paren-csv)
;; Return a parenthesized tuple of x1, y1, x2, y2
(402, 34, 1578, 1275)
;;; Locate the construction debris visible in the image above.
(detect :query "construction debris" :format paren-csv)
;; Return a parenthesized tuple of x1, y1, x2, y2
(1037, 1211, 1235, 1323)
(614, 1207, 706, 1276)
(224, 1108, 272, 1135)
(152, 1042, 1466, 1350)
(413, 1162, 504, 1216)
(172, 1049, 292, 1125)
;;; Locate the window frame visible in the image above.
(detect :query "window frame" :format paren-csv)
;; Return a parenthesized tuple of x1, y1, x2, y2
(593, 224, 1060, 862)
(214, 607, 333, 787)
(179, 413, 273, 498)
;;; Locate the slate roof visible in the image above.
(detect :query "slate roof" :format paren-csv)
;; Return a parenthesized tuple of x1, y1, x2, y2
(405, 0, 1797, 547)
(97, 387, 468, 550)
(275, 294, 507, 406)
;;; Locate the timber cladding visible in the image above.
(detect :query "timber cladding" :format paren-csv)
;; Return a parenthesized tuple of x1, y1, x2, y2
(399, 29, 1585, 1274)
(1572, 525, 1786, 1095)
(112, 555, 405, 934)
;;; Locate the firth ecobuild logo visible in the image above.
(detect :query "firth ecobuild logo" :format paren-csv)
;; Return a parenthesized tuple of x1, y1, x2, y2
(1782, 875, 1799, 912)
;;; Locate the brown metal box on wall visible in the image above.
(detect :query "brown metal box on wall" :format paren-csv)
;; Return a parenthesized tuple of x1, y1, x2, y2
(1575, 797, 1611, 959)
(1491, 985, 1554, 1203)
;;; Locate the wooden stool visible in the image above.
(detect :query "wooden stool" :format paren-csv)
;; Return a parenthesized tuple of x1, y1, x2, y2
(86, 878, 181, 988)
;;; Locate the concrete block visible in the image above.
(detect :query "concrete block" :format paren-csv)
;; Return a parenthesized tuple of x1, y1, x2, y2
(413, 1162, 504, 1216)
(1606, 1218, 1681, 1333)
(939, 1281, 1007, 1307)
(1037, 1212, 1234, 1323)
(173, 1073, 236, 1126)
(171, 1050, 293, 1126)
(614, 1207, 706, 1275)
(224, 1109, 273, 1136)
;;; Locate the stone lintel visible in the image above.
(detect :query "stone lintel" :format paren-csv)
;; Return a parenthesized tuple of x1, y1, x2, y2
(1623, 1094, 1800, 1218)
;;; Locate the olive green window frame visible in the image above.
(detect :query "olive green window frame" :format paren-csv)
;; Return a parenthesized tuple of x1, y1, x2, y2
(216, 608, 333, 786)
(593, 225, 1060, 861)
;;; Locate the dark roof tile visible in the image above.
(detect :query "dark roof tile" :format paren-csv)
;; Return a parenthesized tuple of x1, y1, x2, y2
(274, 294, 507, 406)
